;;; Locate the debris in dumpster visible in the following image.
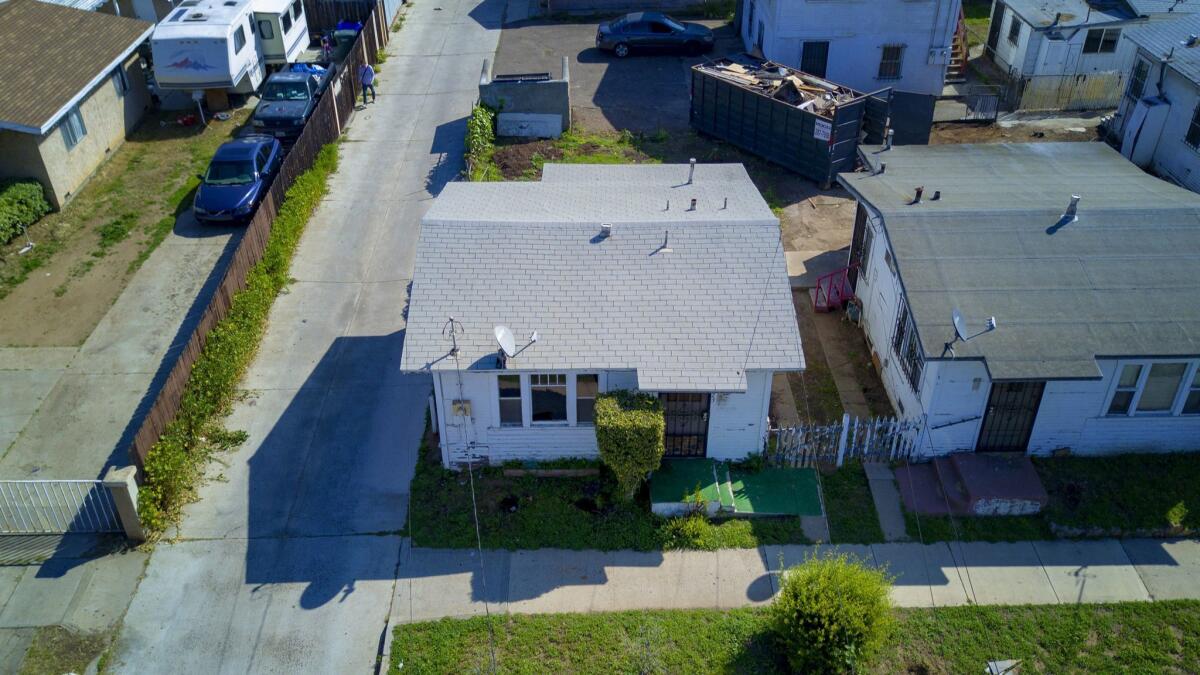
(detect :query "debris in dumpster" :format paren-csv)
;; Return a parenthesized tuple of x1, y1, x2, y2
(694, 56, 858, 118)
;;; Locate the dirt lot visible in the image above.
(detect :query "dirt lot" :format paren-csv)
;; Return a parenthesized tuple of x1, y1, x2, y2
(930, 120, 1099, 145)
(0, 109, 249, 346)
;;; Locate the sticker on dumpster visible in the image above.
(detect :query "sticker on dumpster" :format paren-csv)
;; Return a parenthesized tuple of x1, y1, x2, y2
(813, 120, 832, 141)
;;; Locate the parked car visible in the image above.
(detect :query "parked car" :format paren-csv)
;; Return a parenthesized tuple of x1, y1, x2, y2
(193, 136, 283, 224)
(596, 12, 715, 58)
(251, 64, 333, 141)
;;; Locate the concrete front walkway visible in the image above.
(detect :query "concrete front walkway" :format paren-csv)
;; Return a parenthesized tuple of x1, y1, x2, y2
(109, 0, 502, 672)
(390, 538, 1200, 625)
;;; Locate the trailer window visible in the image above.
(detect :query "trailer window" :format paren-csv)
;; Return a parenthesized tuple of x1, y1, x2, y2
(258, 19, 274, 39)
(282, 11, 293, 33)
(233, 25, 246, 53)
(292, 0, 303, 20)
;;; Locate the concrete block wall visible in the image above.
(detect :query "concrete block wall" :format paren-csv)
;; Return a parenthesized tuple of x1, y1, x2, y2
(479, 57, 572, 134)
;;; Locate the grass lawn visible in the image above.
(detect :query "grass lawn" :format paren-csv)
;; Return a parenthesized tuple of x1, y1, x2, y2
(821, 461, 885, 544)
(904, 509, 1054, 543)
(18, 626, 114, 675)
(962, 0, 992, 49)
(408, 430, 811, 551)
(390, 601, 1200, 674)
(0, 108, 251, 346)
(1037, 454, 1200, 535)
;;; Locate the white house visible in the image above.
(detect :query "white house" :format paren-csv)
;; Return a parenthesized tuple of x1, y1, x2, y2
(399, 163, 805, 467)
(1112, 11, 1200, 192)
(739, 0, 962, 97)
(838, 142, 1200, 457)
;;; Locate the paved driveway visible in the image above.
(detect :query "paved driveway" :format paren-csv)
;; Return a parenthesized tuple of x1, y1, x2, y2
(110, 0, 503, 671)
(495, 18, 739, 133)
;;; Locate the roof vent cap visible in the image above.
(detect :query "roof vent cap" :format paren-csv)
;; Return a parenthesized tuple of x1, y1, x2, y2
(1064, 194, 1081, 220)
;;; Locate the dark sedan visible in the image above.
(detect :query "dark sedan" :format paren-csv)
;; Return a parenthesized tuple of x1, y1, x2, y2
(596, 12, 715, 58)
(193, 136, 283, 225)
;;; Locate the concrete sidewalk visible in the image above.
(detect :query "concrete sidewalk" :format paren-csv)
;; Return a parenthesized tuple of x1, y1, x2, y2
(390, 538, 1200, 624)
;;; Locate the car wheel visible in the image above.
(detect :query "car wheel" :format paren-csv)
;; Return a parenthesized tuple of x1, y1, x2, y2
(614, 43, 630, 58)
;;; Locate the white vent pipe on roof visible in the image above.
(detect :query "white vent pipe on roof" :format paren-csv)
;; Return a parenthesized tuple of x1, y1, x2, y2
(688, 158, 696, 184)
(1064, 194, 1081, 220)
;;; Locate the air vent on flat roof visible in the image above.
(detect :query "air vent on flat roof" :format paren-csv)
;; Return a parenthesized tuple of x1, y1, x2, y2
(183, 11, 209, 20)
(224, 1, 237, 6)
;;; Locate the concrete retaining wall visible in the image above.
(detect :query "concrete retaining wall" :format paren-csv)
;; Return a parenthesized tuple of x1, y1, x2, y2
(479, 56, 571, 136)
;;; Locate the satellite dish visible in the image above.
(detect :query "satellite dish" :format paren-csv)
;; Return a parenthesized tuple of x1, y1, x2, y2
(494, 325, 516, 357)
(952, 308, 969, 342)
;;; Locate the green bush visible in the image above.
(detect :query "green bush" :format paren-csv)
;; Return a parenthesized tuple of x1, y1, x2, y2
(0, 179, 51, 245)
(137, 144, 339, 535)
(769, 552, 895, 673)
(464, 104, 501, 181)
(594, 390, 665, 500)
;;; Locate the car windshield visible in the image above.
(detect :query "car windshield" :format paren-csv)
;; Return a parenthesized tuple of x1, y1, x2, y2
(262, 81, 309, 101)
(205, 159, 256, 185)
(663, 17, 685, 31)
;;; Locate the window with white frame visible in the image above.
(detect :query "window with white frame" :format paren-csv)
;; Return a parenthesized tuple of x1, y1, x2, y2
(497, 375, 522, 426)
(877, 44, 904, 80)
(113, 67, 128, 97)
(576, 374, 598, 425)
(291, 0, 303, 20)
(1106, 361, 1198, 416)
(234, 26, 246, 53)
(62, 106, 87, 150)
(1083, 28, 1120, 54)
(531, 373, 568, 423)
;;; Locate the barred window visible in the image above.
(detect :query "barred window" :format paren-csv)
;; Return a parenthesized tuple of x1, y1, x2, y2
(878, 44, 904, 80)
(892, 301, 924, 392)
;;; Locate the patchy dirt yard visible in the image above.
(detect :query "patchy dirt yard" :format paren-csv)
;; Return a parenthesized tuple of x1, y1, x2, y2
(0, 109, 250, 346)
(930, 120, 1099, 145)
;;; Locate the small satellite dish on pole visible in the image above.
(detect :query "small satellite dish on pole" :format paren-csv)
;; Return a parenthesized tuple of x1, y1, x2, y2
(943, 308, 997, 357)
(494, 325, 517, 358)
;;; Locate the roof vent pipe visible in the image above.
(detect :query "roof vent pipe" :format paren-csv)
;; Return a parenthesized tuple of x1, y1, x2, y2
(600, 222, 612, 239)
(884, 128, 894, 151)
(723, 197, 728, 209)
(877, 162, 886, 175)
(689, 198, 697, 211)
(1187, 34, 1199, 48)
(688, 158, 696, 184)
(911, 186, 924, 205)
(932, 190, 941, 201)
(1064, 194, 1081, 220)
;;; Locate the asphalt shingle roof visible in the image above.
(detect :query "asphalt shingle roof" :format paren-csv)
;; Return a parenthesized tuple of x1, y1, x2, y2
(400, 164, 805, 392)
(841, 143, 1200, 381)
(1127, 11, 1200, 83)
(0, 0, 152, 133)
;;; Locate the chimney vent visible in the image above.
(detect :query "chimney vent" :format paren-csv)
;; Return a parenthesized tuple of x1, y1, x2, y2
(1064, 194, 1081, 220)
(687, 158, 696, 184)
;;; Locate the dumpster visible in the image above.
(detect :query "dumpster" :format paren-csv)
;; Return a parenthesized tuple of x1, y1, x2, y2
(690, 56, 892, 186)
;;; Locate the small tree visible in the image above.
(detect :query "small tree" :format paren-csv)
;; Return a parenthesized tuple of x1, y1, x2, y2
(769, 552, 895, 674)
(594, 390, 665, 500)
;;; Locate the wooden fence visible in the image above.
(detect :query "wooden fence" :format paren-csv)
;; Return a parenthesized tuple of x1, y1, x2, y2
(767, 414, 923, 468)
(128, 4, 388, 474)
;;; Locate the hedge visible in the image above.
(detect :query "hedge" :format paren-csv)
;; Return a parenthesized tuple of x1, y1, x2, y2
(594, 390, 665, 499)
(137, 144, 339, 536)
(0, 179, 51, 245)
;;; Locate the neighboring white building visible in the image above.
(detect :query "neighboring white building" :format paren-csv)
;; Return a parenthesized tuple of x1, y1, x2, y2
(1113, 12, 1200, 192)
(738, 0, 963, 97)
(400, 164, 805, 467)
(839, 142, 1200, 457)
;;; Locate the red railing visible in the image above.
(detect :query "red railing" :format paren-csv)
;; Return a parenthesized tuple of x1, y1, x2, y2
(813, 264, 856, 312)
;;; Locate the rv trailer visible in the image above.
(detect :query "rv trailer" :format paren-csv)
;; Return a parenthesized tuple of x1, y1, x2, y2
(151, 0, 309, 93)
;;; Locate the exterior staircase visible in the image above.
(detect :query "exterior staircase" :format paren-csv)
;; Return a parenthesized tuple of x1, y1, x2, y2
(810, 265, 854, 313)
(896, 453, 1050, 517)
(945, 8, 969, 84)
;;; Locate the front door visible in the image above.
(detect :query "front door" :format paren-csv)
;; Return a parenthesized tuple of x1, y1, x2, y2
(976, 381, 1045, 452)
(660, 393, 710, 457)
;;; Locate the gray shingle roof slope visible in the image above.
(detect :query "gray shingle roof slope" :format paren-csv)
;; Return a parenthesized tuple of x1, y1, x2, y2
(1006, 0, 1137, 26)
(1127, 0, 1197, 15)
(400, 164, 804, 392)
(1127, 11, 1200, 83)
(841, 142, 1200, 381)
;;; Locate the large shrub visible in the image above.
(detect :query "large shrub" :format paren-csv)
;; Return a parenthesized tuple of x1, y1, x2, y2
(594, 390, 665, 500)
(769, 552, 895, 673)
(464, 104, 501, 181)
(0, 179, 51, 245)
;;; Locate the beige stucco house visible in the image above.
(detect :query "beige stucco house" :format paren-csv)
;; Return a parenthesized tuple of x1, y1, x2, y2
(0, 0, 153, 208)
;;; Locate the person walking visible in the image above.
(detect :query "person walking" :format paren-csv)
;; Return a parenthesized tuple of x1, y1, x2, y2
(359, 63, 376, 105)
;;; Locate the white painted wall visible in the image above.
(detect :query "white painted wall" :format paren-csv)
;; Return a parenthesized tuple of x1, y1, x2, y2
(1116, 51, 1200, 193)
(991, 6, 1142, 77)
(742, 0, 960, 96)
(432, 368, 776, 465)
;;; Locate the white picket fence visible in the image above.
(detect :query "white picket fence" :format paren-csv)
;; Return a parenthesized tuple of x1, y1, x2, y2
(768, 414, 923, 467)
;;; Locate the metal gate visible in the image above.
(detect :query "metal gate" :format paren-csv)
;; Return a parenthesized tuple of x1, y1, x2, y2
(661, 393, 709, 457)
(0, 481, 122, 534)
(976, 382, 1046, 452)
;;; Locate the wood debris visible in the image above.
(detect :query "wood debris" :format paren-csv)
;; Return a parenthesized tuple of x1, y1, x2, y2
(696, 56, 859, 118)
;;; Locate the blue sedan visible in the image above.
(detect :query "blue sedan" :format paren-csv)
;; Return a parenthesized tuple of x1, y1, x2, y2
(193, 136, 283, 225)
